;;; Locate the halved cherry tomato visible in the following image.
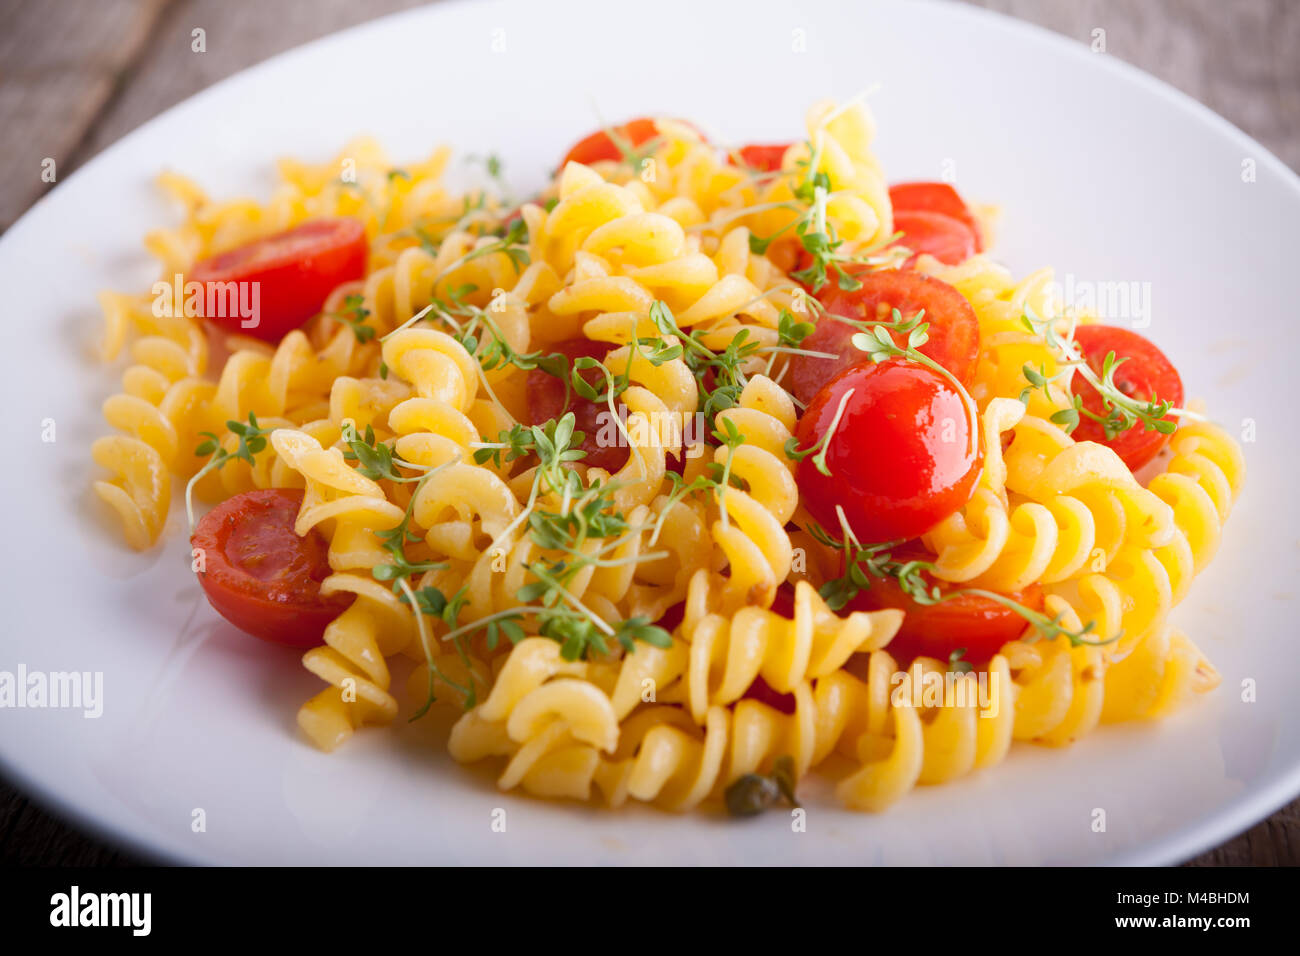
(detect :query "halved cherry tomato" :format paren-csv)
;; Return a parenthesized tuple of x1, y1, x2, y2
(794, 360, 981, 543)
(560, 118, 660, 168)
(732, 143, 791, 172)
(189, 218, 367, 343)
(889, 182, 983, 252)
(891, 210, 978, 266)
(1070, 325, 1184, 472)
(847, 551, 1042, 664)
(191, 488, 352, 648)
(787, 270, 980, 406)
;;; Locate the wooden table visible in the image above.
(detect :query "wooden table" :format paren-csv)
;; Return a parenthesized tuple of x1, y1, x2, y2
(1, 0, 1296, 866)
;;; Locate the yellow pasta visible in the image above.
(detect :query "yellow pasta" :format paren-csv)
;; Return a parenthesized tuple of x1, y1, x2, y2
(90, 99, 1244, 819)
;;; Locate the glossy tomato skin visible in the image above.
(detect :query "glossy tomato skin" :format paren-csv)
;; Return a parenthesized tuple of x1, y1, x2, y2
(848, 566, 1042, 664)
(191, 488, 352, 648)
(787, 270, 980, 407)
(891, 210, 978, 266)
(561, 118, 659, 167)
(733, 143, 792, 172)
(1070, 325, 1184, 472)
(795, 360, 981, 544)
(888, 182, 983, 252)
(189, 218, 367, 343)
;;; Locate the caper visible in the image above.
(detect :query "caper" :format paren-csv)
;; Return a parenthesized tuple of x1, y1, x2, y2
(725, 773, 781, 817)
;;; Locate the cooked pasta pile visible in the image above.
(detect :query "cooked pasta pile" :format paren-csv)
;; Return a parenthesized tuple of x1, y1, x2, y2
(92, 100, 1243, 814)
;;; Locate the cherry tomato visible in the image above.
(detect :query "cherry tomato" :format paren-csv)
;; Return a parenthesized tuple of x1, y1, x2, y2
(560, 118, 660, 167)
(732, 143, 791, 172)
(1069, 325, 1184, 472)
(847, 554, 1042, 664)
(526, 339, 693, 475)
(889, 182, 983, 252)
(794, 360, 981, 543)
(525, 339, 630, 473)
(188, 218, 367, 343)
(891, 210, 978, 266)
(787, 270, 980, 406)
(191, 488, 352, 648)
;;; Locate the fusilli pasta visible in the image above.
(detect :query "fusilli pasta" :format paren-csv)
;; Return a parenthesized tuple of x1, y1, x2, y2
(91, 98, 1244, 819)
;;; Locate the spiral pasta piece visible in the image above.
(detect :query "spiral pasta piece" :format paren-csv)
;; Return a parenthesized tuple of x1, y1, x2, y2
(94, 292, 217, 546)
(840, 651, 1015, 811)
(665, 569, 903, 721)
(1148, 418, 1246, 602)
(270, 428, 405, 571)
(928, 402, 1174, 583)
(297, 574, 418, 751)
(707, 375, 800, 611)
(91, 436, 171, 549)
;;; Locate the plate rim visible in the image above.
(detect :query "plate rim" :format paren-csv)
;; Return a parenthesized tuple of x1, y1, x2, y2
(2, 0, 1297, 866)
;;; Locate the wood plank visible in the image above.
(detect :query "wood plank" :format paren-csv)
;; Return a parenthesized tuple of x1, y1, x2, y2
(0, 0, 171, 228)
(71, 0, 431, 167)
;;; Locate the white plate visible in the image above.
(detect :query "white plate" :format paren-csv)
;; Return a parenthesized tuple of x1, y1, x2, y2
(2, 0, 1297, 865)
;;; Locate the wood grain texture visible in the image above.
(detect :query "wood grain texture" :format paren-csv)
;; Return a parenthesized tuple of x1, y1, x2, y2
(0, 0, 171, 228)
(0, 0, 1296, 866)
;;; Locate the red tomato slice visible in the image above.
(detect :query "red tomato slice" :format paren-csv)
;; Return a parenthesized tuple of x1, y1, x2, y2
(733, 143, 792, 172)
(889, 182, 983, 252)
(848, 558, 1042, 664)
(1070, 325, 1184, 472)
(794, 360, 982, 543)
(191, 488, 352, 648)
(787, 270, 980, 407)
(189, 218, 367, 343)
(891, 210, 978, 266)
(561, 118, 660, 167)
